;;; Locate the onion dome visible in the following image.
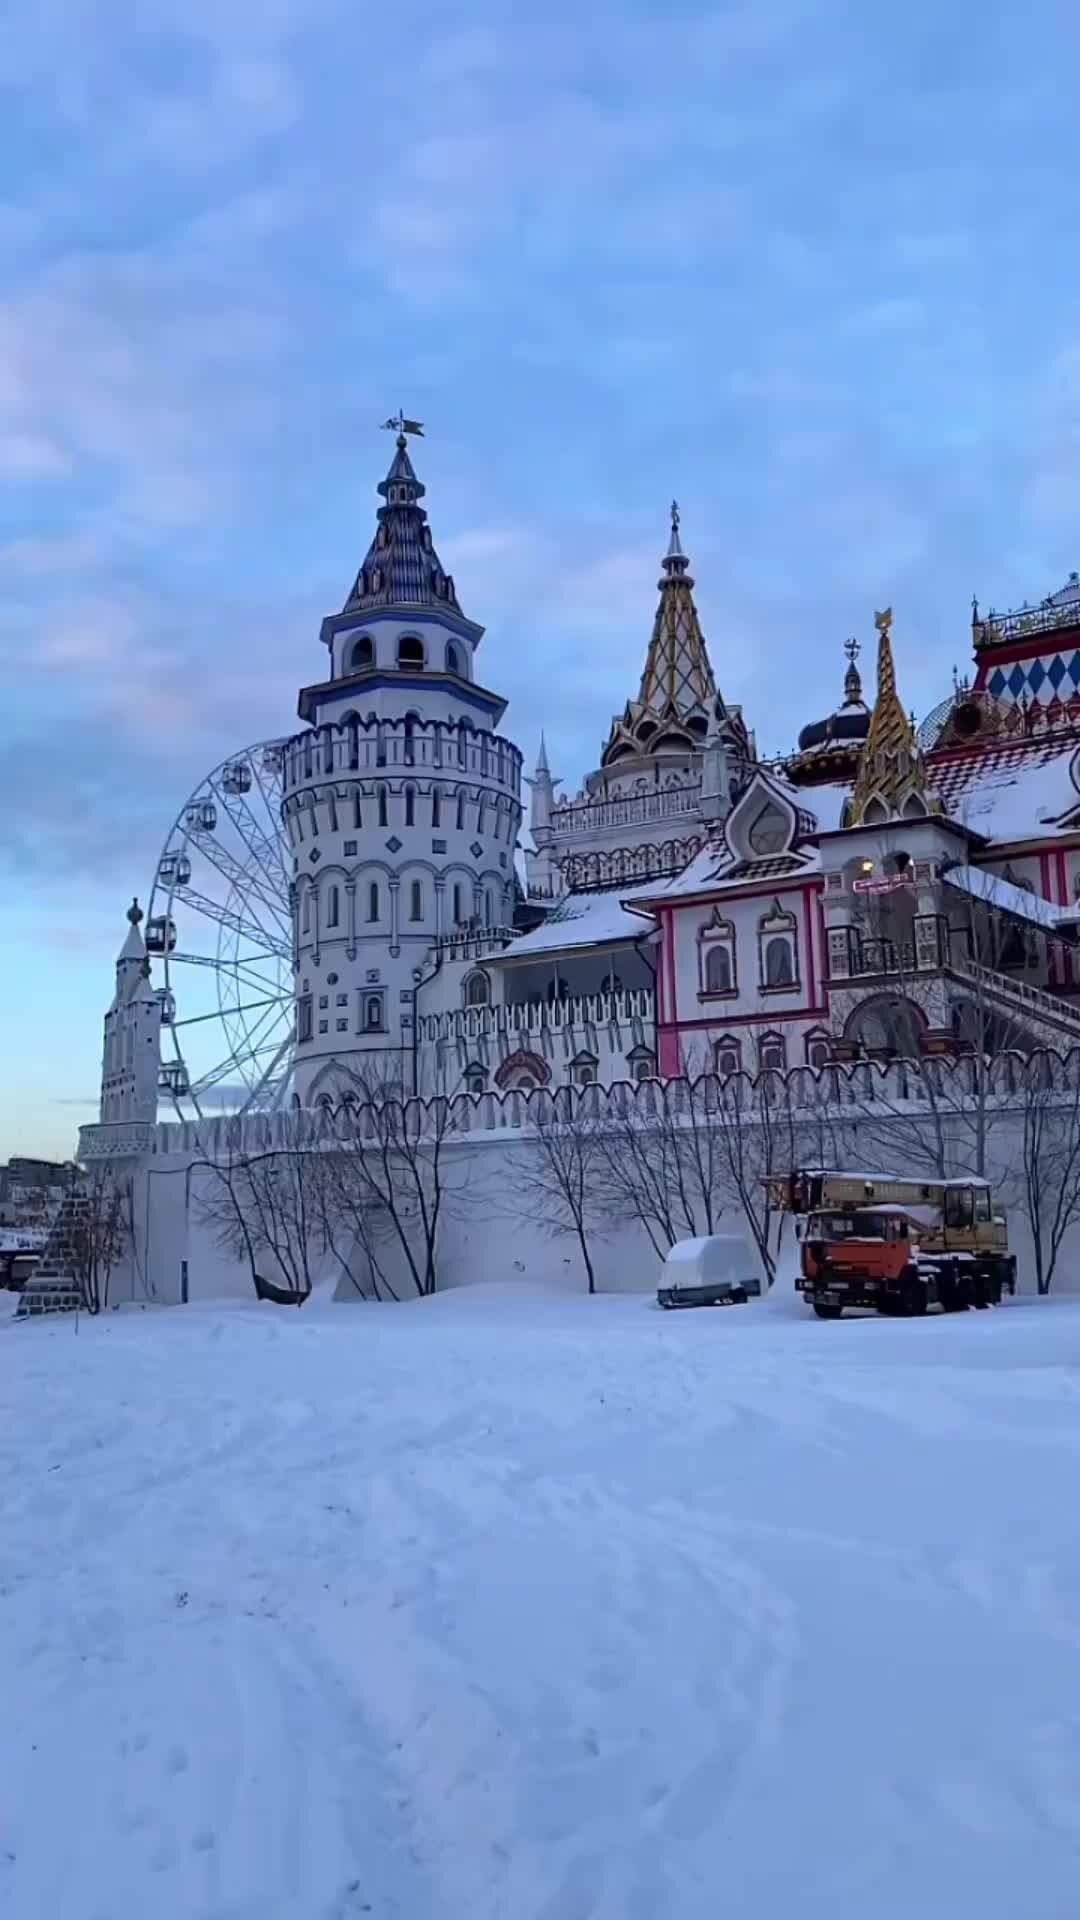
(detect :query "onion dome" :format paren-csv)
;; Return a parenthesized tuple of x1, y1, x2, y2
(786, 639, 870, 784)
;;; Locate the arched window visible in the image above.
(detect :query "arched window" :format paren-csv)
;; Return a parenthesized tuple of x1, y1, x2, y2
(404, 786, 415, 826)
(705, 945, 732, 993)
(571, 1053, 598, 1085)
(765, 937, 794, 986)
(431, 788, 441, 827)
(349, 635, 374, 672)
(366, 995, 383, 1031)
(378, 788, 388, 827)
(446, 641, 464, 676)
(327, 885, 340, 929)
(301, 890, 311, 934)
(463, 970, 490, 1008)
(464, 1064, 485, 1095)
(398, 635, 425, 668)
(699, 912, 736, 996)
(368, 882, 379, 923)
(456, 789, 466, 830)
(632, 1055, 656, 1082)
(410, 880, 423, 922)
(758, 902, 798, 990)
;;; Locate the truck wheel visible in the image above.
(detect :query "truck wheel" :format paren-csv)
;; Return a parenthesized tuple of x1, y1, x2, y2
(901, 1269, 927, 1317)
(813, 1302, 842, 1320)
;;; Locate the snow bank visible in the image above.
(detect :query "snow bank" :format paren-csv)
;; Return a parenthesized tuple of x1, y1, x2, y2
(3, 1293, 1080, 1918)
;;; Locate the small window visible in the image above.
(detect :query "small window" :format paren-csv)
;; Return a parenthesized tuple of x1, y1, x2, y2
(446, 641, 464, 676)
(398, 635, 425, 668)
(432, 788, 441, 827)
(632, 1055, 656, 1082)
(464, 1065, 485, 1095)
(297, 995, 313, 1043)
(378, 789, 388, 827)
(485, 888, 494, 926)
(349, 635, 374, 672)
(458, 720, 469, 767)
(806, 1031, 831, 1069)
(327, 885, 340, 929)
(301, 891, 311, 934)
(464, 971, 490, 1008)
(405, 787, 415, 826)
(410, 880, 423, 921)
(404, 716, 416, 767)
(453, 883, 463, 925)
(748, 801, 789, 856)
(368, 882, 379, 922)
(456, 789, 466, 830)
(365, 995, 384, 1032)
(715, 1038, 740, 1077)
(759, 1032, 786, 1071)
(944, 1187, 975, 1230)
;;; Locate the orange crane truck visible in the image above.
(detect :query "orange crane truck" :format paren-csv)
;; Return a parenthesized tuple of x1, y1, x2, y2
(768, 1170, 1017, 1320)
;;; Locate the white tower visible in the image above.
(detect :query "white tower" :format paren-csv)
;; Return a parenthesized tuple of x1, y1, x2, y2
(98, 898, 161, 1124)
(284, 421, 523, 1101)
(524, 734, 562, 902)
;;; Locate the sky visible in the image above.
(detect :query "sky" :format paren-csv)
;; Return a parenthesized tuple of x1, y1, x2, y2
(5, 0, 1080, 1159)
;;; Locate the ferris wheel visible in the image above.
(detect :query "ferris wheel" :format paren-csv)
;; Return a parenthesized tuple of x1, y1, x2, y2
(145, 739, 295, 1121)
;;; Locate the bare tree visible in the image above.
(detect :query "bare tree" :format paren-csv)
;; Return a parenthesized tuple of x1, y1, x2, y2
(707, 1069, 799, 1289)
(1014, 1049, 1080, 1295)
(517, 1086, 607, 1292)
(71, 1166, 132, 1313)
(197, 1131, 325, 1302)
(326, 1061, 461, 1297)
(591, 1077, 726, 1257)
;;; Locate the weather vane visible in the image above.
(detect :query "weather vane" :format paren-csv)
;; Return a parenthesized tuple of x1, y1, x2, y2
(382, 410, 425, 439)
(844, 636, 860, 667)
(670, 498, 680, 533)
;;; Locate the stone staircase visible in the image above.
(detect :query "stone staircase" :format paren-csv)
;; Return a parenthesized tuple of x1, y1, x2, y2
(15, 1193, 87, 1318)
(948, 954, 1080, 1050)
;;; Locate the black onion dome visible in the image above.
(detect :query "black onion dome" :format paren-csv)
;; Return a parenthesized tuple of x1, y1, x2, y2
(797, 701, 871, 753)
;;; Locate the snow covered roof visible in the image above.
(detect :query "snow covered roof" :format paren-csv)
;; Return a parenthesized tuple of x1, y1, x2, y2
(492, 887, 656, 962)
(944, 863, 1069, 932)
(928, 741, 1080, 842)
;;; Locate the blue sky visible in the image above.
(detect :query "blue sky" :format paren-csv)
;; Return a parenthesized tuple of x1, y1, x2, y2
(5, 0, 1080, 1158)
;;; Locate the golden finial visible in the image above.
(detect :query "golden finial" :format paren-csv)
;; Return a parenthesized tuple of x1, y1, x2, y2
(874, 607, 893, 638)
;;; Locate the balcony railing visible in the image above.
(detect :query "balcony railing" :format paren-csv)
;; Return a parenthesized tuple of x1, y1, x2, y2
(551, 785, 701, 836)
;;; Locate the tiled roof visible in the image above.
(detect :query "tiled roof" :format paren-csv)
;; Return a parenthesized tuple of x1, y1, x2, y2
(926, 739, 1080, 839)
(342, 434, 466, 620)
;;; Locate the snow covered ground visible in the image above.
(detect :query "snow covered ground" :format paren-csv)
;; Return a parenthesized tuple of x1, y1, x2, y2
(3, 1285, 1080, 1919)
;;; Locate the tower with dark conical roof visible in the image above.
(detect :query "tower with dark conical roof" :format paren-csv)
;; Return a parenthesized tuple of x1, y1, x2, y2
(287, 423, 524, 1102)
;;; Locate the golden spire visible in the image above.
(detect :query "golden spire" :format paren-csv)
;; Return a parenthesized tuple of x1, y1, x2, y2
(844, 608, 935, 826)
